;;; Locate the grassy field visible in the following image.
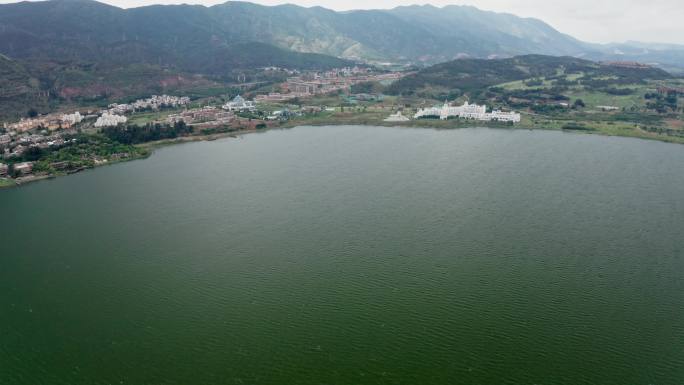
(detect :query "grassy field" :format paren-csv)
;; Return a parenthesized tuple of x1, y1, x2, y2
(497, 72, 585, 91)
(499, 78, 555, 90)
(0, 178, 16, 188)
(494, 70, 660, 111)
(127, 109, 179, 126)
(565, 85, 652, 110)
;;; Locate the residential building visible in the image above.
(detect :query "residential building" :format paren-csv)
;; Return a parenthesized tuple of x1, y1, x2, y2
(167, 107, 234, 126)
(0, 134, 11, 148)
(13, 162, 33, 176)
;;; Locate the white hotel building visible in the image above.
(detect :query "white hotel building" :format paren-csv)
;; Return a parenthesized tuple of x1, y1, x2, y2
(414, 101, 521, 123)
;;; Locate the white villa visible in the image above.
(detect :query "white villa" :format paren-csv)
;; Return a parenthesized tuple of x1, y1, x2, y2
(414, 101, 521, 123)
(94, 113, 128, 128)
(223, 95, 257, 112)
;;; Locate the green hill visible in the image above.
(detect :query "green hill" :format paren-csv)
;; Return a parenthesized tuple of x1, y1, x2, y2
(0, 54, 33, 98)
(387, 55, 672, 98)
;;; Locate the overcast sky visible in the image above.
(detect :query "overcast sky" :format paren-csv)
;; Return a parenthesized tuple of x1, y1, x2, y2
(2, 0, 682, 44)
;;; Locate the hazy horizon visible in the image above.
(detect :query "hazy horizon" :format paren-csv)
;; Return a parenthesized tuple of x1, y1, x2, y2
(0, 0, 682, 45)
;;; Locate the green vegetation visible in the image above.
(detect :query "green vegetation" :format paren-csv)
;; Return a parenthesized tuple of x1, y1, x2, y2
(353, 55, 682, 143)
(127, 110, 180, 126)
(7, 134, 150, 176)
(272, 86, 683, 145)
(0, 55, 51, 121)
(101, 122, 193, 145)
(0, 178, 16, 188)
(387, 55, 670, 98)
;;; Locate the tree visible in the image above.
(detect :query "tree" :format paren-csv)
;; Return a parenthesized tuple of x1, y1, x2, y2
(573, 99, 586, 108)
(23, 146, 45, 161)
(8, 164, 20, 178)
(27, 108, 38, 118)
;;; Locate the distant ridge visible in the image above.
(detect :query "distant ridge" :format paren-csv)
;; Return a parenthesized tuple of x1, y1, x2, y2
(0, 0, 351, 74)
(0, 0, 682, 68)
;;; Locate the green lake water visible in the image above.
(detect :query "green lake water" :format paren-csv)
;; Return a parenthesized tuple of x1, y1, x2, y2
(1, 125, 683, 384)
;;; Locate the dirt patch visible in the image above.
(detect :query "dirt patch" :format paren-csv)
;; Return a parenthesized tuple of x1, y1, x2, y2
(664, 118, 684, 130)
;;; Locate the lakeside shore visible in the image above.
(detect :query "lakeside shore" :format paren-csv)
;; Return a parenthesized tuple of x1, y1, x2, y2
(2, 118, 683, 190)
(280, 110, 684, 145)
(0, 129, 256, 189)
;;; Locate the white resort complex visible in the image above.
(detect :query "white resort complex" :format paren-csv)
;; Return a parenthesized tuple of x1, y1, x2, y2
(414, 101, 521, 123)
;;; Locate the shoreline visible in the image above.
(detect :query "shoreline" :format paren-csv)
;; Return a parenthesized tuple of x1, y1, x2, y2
(2, 121, 682, 190)
(280, 116, 684, 145)
(0, 129, 256, 190)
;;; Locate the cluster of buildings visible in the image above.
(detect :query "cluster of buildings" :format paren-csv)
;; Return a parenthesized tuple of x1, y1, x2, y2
(3, 109, 123, 131)
(165, 99, 328, 129)
(2, 94, 193, 132)
(107, 95, 191, 115)
(167, 106, 234, 128)
(1, 130, 73, 160)
(3, 111, 88, 133)
(255, 92, 310, 103)
(96, 94, 192, 127)
(256, 68, 404, 102)
(94, 94, 194, 127)
(414, 101, 521, 123)
(0, 161, 33, 178)
(0, 124, 136, 180)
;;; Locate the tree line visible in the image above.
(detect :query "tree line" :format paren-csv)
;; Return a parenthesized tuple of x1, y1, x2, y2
(101, 121, 192, 145)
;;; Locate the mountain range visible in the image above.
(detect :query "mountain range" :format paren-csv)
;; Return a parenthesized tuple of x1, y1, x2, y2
(1, 0, 683, 68)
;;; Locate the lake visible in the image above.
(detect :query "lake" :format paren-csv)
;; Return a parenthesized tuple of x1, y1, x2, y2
(1, 125, 683, 385)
